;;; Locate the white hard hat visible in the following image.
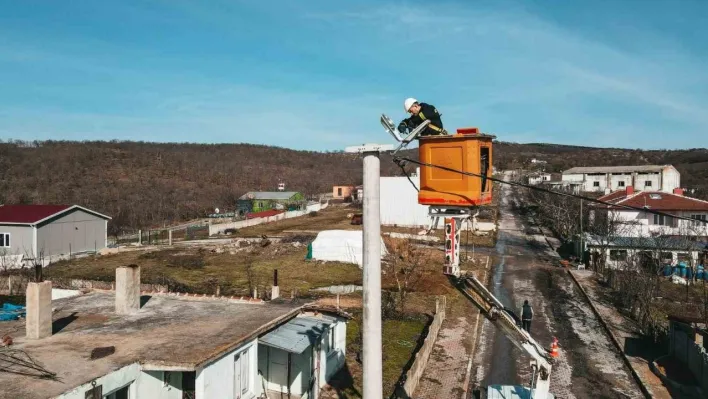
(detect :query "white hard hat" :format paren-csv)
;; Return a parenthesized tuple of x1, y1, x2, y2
(404, 97, 418, 112)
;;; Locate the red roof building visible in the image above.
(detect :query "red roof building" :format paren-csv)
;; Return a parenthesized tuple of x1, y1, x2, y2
(0, 204, 111, 260)
(0, 205, 73, 224)
(594, 187, 708, 237)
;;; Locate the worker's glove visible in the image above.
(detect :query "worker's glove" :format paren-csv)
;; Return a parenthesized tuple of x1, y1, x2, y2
(397, 121, 408, 134)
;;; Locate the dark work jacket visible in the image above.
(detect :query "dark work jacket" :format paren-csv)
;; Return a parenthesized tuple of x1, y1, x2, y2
(522, 304, 534, 320)
(401, 103, 445, 136)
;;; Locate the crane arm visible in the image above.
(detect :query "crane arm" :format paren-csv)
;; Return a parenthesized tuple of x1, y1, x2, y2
(455, 272, 553, 398)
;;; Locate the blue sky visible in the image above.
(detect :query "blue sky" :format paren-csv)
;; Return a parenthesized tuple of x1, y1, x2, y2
(1, 0, 706, 151)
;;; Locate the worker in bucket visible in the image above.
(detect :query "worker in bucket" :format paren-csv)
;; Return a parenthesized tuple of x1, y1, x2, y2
(397, 98, 447, 137)
(521, 300, 534, 333)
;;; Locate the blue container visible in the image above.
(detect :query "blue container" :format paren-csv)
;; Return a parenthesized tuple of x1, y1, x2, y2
(663, 264, 672, 276)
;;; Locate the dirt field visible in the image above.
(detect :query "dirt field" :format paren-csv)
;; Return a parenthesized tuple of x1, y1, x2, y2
(226, 204, 497, 247)
(46, 238, 362, 296)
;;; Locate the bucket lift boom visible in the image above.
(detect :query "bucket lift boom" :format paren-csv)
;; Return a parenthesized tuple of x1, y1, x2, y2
(380, 114, 555, 398)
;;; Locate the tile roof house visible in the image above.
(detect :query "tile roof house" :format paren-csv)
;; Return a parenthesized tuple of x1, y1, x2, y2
(591, 187, 708, 238)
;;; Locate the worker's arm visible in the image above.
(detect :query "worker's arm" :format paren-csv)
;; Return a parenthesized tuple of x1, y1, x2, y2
(397, 117, 415, 134)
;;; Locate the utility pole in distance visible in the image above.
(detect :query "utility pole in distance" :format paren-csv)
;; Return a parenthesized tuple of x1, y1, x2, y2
(345, 143, 394, 399)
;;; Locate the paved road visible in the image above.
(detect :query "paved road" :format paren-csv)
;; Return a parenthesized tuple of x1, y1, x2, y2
(470, 173, 644, 398)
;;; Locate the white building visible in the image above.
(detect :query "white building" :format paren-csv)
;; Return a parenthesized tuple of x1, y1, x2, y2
(593, 187, 708, 238)
(584, 235, 706, 270)
(380, 169, 431, 228)
(561, 165, 680, 193)
(527, 172, 552, 185)
(1, 269, 349, 399)
(379, 169, 496, 233)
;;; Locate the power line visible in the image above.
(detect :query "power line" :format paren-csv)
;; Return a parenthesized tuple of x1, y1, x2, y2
(393, 156, 708, 226)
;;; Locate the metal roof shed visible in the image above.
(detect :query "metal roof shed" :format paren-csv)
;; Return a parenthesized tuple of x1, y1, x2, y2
(260, 316, 334, 354)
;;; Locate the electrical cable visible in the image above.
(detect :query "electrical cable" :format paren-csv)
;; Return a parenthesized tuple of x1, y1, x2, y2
(392, 155, 708, 226)
(395, 160, 419, 192)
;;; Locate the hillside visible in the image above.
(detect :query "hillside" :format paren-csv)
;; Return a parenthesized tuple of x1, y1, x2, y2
(1, 139, 706, 234)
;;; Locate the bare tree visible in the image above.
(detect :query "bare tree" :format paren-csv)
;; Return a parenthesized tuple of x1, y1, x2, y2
(382, 238, 426, 314)
(524, 185, 582, 243)
(586, 207, 636, 276)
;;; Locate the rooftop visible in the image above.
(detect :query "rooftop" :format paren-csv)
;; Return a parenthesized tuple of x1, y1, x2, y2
(238, 191, 302, 200)
(0, 204, 111, 225)
(563, 165, 673, 174)
(597, 190, 708, 212)
(0, 290, 302, 399)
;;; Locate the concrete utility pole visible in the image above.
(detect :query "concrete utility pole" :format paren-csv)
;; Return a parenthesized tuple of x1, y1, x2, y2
(345, 143, 393, 399)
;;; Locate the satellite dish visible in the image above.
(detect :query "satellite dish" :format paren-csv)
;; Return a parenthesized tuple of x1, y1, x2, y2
(247, 193, 255, 199)
(215, 208, 220, 214)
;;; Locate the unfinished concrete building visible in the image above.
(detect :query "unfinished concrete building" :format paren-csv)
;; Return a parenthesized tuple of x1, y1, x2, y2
(0, 266, 349, 399)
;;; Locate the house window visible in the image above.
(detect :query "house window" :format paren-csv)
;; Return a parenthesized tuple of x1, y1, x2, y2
(654, 214, 673, 226)
(617, 181, 625, 187)
(644, 181, 652, 187)
(0, 233, 9, 248)
(690, 214, 707, 227)
(593, 182, 600, 187)
(337, 187, 342, 196)
(325, 325, 336, 354)
(610, 250, 628, 261)
(660, 252, 673, 262)
(182, 372, 196, 399)
(104, 384, 130, 399)
(234, 346, 251, 398)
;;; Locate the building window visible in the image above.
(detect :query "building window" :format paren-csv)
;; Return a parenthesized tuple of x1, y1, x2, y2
(593, 181, 600, 187)
(654, 214, 673, 226)
(618, 181, 625, 187)
(0, 233, 9, 248)
(644, 181, 652, 187)
(337, 187, 342, 196)
(234, 346, 251, 398)
(690, 214, 707, 227)
(324, 325, 336, 354)
(609, 250, 627, 261)
(182, 372, 196, 399)
(104, 384, 130, 399)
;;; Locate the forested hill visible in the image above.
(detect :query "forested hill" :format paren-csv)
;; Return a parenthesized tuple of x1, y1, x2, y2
(1, 140, 706, 234)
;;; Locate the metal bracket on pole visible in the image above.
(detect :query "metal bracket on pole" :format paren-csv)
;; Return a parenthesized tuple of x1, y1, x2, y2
(379, 114, 431, 155)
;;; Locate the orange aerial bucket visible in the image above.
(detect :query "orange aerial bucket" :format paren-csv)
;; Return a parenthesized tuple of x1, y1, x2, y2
(418, 127, 495, 207)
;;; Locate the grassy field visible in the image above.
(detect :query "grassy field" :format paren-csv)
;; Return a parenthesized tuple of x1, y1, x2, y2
(45, 241, 362, 296)
(323, 311, 430, 398)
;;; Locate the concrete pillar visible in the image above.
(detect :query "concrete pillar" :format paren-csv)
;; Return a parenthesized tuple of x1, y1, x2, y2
(168, 230, 173, 246)
(26, 281, 52, 340)
(116, 265, 141, 314)
(362, 150, 383, 399)
(271, 269, 280, 300)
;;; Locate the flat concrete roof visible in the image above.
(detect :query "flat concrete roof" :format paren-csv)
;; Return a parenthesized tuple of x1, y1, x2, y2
(0, 291, 303, 399)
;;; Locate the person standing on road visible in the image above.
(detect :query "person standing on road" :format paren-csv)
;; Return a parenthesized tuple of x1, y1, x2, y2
(521, 300, 534, 333)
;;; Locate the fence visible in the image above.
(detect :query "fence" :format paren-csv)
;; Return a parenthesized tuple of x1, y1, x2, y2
(208, 202, 328, 236)
(396, 296, 447, 398)
(669, 321, 708, 393)
(0, 275, 168, 296)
